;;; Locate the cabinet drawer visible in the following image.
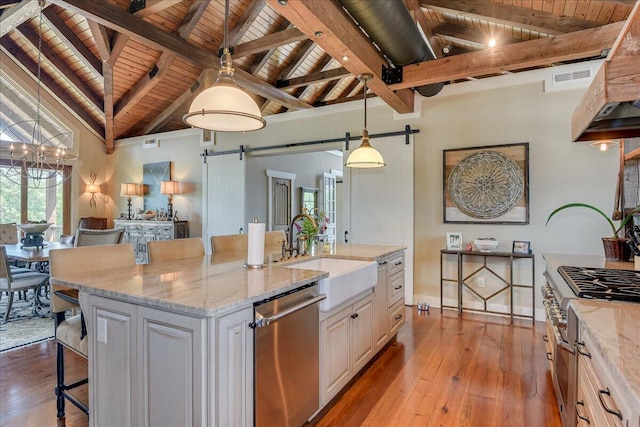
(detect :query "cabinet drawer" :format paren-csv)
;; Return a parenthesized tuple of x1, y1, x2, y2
(389, 299, 405, 336)
(388, 271, 404, 307)
(388, 254, 405, 276)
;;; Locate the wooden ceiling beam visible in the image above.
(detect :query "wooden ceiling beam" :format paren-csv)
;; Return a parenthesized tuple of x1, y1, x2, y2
(103, 62, 114, 153)
(177, 0, 208, 40)
(0, 36, 104, 136)
(224, 0, 264, 49)
(0, 0, 39, 37)
(392, 21, 624, 90)
(49, 0, 310, 110)
(86, 20, 110, 61)
(107, 31, 129, 65)
(276, 38, 315, 81)
(420, 0, 599, 36)
(404, 0, 441, 59)
(285, 54, 334, 109)
(42, 6, 103, 77)
(246, 20, 292, 75)
(432, 23, 521, 49)
(276, 66, 349, 89)
(141, 68, 216, 135)
(114, 51, 174, 122)
(265, 0, 414, 114)
(15, 22, 103, 110)
(131, 0, 175, 18)
(233, 27, 306, 58)
(317, 91, 375, 108)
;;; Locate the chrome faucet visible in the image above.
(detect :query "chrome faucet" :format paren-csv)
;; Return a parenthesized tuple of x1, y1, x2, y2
(285, 212, 317, 258)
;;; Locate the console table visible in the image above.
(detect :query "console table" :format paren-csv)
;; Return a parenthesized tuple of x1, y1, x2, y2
(440, 250, 535, 323)
(114, 220, 188, 264)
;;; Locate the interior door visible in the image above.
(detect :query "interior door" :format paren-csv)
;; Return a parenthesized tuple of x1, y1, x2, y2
(204, 154, 245, 253)
(342, 135, 414, 304)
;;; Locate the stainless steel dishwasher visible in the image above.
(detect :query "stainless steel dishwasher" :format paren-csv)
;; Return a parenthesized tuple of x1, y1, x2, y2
(252, 283, 326, 427)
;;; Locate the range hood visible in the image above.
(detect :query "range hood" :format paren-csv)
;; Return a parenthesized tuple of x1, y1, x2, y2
(572, 2, 640, 142)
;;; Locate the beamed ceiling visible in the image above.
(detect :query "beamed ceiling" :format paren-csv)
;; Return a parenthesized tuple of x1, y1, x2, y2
(0, 0, 635, 153)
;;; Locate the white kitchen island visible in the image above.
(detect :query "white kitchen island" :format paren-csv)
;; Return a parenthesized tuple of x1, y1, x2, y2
(50, 243, 405, 427)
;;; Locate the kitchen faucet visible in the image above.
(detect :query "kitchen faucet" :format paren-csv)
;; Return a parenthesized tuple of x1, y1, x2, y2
(284, 211, 317, 258)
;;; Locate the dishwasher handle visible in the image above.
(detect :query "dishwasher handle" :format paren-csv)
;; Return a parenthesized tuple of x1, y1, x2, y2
(250, 294, 326, 328)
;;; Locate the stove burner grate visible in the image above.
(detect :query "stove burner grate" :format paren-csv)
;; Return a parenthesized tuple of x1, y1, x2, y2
(558, 266, 640, 303)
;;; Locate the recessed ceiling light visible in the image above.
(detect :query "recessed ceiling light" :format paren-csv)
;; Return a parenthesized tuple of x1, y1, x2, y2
(342, 55, 349, 61)
(314, 31, 323, 37)
(278, 0, 288, 5)
(487, 38, 497, 48)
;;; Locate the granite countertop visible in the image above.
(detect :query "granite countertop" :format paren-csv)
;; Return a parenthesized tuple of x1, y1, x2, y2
(570, 299, 640, 411)
(51, 243, 405, 318)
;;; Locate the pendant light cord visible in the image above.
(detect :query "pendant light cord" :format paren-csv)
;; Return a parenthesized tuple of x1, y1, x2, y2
(363, 79, 367, 130)
(223, 0, 229, 51)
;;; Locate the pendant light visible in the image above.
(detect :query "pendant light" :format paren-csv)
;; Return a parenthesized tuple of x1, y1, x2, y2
(182, 0, 265, 132)
(0, 0, 78, 189)
(345, 74, 385, 168)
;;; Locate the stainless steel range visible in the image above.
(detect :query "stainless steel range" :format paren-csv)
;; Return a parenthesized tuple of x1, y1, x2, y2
(542, 254, 640, 427)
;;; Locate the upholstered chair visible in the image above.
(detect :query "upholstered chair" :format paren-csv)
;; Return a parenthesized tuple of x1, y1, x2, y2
(77, 216, 107, 230)
(74, 228, 124, 247)
(147, 237, 205, 264)
(49, 243, 135, 419)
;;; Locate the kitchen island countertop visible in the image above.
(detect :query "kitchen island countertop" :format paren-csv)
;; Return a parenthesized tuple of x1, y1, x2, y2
(50, 243, 405, 318)
(570, 299, 640, 413)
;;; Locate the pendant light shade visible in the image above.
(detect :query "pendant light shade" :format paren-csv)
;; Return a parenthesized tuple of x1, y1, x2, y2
(345, 74, 385, 168)
(182, 1, 265, 132)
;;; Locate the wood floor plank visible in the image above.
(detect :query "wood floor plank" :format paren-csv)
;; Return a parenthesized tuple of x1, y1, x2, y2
(1, 308, 560, 427)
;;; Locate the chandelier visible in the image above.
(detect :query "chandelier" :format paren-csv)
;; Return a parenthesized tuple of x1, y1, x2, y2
(182, 0, 265, 132)
(0, 0, 77, 189)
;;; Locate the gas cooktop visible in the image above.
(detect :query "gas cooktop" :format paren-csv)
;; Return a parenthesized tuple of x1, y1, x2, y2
(558, 266, 640, 302)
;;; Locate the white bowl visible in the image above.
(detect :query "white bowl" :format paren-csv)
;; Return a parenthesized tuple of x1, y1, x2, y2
(141, 213, 156, 220)
(17, 223, 52, 234)
(473, 239, 499, 252)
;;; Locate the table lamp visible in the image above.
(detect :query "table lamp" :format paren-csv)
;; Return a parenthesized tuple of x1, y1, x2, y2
(120, 183, 140, 220)
(160, 181, 180, 220)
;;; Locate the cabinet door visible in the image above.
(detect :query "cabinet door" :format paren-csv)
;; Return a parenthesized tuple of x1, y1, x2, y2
(138, 307, 206, 427)
(351, 294, 374, 373)
(155, 225, 174, 241)
(320, 306, 351, 405)
(373, 262, 389, 353)
(216, 306, 254, 427)
(87, 295, 137, 427)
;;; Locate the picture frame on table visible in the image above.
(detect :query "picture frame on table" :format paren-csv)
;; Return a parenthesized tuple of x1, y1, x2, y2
(512, 240, 531, 254)
(446, 232, 463, 251)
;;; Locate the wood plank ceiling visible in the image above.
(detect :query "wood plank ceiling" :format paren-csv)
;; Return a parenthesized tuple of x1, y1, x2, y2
(0, 0, 634, 153)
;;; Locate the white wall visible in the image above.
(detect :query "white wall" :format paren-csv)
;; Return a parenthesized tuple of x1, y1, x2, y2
(210, 62, 618, 313)
(109, 129, 205, 236)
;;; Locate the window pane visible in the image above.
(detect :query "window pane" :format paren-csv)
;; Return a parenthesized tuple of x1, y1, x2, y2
(26, 172, 63, 240)
(0, 166, 21, 223)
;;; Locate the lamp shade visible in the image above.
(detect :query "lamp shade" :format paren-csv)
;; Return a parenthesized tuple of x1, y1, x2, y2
(86, 184, 100, 194)
(345, 132, 386, 168)
(183, 77, 266, 132)
(160, 180, 180, 195)
(120, 183, 140, 197)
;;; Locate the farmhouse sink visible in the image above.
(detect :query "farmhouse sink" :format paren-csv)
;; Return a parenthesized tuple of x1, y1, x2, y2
(286, 258, 377, 311)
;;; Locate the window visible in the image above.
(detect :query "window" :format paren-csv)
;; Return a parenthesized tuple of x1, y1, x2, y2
(0, 162, 71, 240)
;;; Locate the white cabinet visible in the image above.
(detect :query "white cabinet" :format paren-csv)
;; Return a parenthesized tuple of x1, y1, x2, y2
(576, 326, 638, 427)
(84, 294, 252, 427)
(214, 306, 253, 427)
(320, 292, 373, 405)
(372, 253, 406, 354)
(373, 263, 390, 353)
(114, 220, 189, 264)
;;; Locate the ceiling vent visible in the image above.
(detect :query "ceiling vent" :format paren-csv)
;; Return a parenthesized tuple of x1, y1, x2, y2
(544, 65, 596, 92)
(142, 138, 158, 149)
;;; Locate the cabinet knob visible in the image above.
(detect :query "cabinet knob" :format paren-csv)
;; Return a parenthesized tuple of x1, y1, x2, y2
(350, 313, 359, 319)
(378, 261, 388, 266)
(394, 285, 403, 290)
(394, 314, 403, 321)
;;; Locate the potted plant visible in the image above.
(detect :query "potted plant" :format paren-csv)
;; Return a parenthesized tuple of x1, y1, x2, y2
(546, 203, 640, 261)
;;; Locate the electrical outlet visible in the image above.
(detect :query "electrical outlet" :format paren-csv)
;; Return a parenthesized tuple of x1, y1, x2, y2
(477, 277, 485, 288)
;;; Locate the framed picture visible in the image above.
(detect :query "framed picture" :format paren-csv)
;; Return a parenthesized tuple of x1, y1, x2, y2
(143, 161, 171, 211)
(446, 232, 463, 251)
(443, 143, 529, 224)
(512, 240, 531, 254)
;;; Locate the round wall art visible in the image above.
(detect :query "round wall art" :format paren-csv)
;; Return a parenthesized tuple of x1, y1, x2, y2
(448, 150, 524, 219)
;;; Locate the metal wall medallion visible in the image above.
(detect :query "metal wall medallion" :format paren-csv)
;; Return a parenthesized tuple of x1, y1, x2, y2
(448, 151, 524, 219)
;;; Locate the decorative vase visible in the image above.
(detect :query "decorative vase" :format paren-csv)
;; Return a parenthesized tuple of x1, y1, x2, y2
(601, 237, 631, 262)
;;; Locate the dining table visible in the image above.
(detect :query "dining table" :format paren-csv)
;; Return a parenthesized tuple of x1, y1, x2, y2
(4, 242, 74, 316)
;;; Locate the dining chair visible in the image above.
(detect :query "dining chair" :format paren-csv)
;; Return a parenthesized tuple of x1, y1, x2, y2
(74, 228, 124, 247)
(211, 233, 248, 255)
(49, 243, 135, 419)
(147, 237, 205, 264)
(0, 223, 18, 244)
(77, 216, 107, 230)
(0, 245, 50, 322)
(265, 230, 286, 255)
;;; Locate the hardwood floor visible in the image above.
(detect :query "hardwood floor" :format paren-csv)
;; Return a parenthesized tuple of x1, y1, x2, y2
(0, 308, 560, 427)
